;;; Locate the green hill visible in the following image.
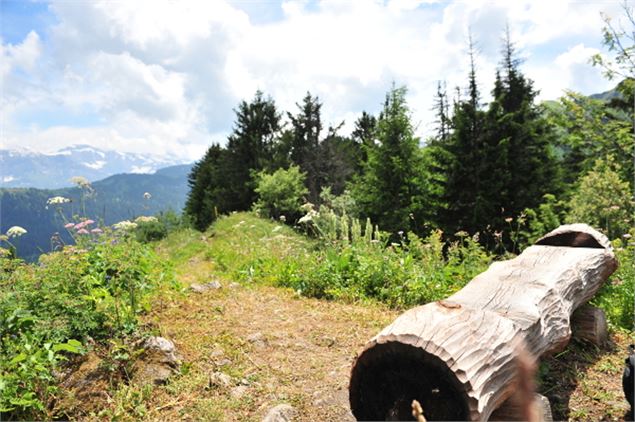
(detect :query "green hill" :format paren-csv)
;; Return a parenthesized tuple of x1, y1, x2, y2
(0, 164, 192, 260)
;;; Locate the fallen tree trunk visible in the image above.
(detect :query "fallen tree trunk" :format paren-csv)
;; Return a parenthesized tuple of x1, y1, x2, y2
(349, 224, 617, 421)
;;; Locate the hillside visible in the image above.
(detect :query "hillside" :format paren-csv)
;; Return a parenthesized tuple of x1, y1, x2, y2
(0, 164, 192, 260)
(56, 213, 632, 421)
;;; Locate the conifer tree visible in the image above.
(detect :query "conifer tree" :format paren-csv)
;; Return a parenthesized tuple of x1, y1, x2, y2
(485, 30, 558, 232)
(185, 144, 227, 230)
(352, 85, 430, 235)
(224, 91, 281, 211)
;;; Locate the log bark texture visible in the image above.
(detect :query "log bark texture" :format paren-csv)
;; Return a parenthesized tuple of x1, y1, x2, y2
(349, 224, 617, 421)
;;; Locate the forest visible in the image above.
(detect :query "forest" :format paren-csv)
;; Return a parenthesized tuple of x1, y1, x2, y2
(185, 32, 634, 253)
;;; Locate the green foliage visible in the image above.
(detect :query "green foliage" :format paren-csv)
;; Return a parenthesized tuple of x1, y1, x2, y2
(253, 166, 308, 221)
(566, 156, 633, 240)
(592, 234, 635, 330)
(352, 86, 436, 236)
(0, 229, 175, 418)
(185, 144, 227, 231)
(548, 92, 634, 187)
(223, 91, 282, 211)
(197, 212, 491, 309)
(521, 194, 567, 244)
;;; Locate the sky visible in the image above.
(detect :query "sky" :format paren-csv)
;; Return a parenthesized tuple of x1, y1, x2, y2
(0, 0, 627, 162)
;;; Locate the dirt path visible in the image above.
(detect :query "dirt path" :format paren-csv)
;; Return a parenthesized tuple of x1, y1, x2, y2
(141, 282, 398, 421)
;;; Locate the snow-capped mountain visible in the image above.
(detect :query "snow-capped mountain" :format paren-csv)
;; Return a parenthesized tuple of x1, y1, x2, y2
(0, 145, 186, 189)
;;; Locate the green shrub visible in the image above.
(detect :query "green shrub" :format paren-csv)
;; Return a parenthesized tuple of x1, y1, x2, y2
(0, 228, 175, 419)
(592, 234, 635, 331)
(253, 166, 308, 221)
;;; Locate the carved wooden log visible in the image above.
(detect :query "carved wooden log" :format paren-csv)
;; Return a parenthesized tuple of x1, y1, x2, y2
(349, 224, 617, 421)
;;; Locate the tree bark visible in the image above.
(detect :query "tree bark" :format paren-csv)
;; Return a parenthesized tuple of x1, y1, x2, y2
(349, 224, 617, 421)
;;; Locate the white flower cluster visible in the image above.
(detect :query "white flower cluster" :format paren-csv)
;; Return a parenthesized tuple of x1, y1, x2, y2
(6, 226, 27, 238)
(47, 196, 71, 205)
(143, 192, 152, 200)
(298, 210, 319, 224)
(134, 216, 158, 224)
(112, 220, 138, 231)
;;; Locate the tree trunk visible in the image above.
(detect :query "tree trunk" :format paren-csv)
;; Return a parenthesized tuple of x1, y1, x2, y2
(349, 224, 617, 421)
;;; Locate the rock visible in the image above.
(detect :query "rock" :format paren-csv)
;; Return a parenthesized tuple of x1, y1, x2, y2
(230, 385, 249, 399)
(262, 404, 297, 422)
(132, 336, 182, 386)
(247, 332, 268, 349)
(209, 371, 232, 389)
(190, 280, 222, 293)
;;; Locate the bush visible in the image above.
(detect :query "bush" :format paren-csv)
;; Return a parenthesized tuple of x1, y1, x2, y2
(253, 166, 308, 221)
(0, 228, 175, 419)
(592, 233, 635, 331)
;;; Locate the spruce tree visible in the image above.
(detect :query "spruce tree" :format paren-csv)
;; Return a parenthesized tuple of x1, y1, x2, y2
(352, 85, 430, 235)
(185, 144, 227, 230)
(485, 31, 558, 233)
(441, 37, 489, 235)
(288, 92, 323, 202)
(224, 91, 281, 211)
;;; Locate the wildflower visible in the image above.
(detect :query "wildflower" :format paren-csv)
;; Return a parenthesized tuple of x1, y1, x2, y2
(70, 176, 91, 189)
(504, 217, 513, 223)
(272, 226, 282, 233)
(0, 235, 8, 242)
(279, 215, 286, 222)
(64, 223, 75, 229)
(90, 228, 103, 234)
(143, 192, 152, 200)
(300, 202, 314, 211)
(84, 219, 95, 225)
(76, 228, 89, 235)
(134, 216, 158, 223)
(454, 230, 468, 237)
(398, 231, 404, 237)
(623, 233, 632, 239)
(0, 247, 10, 257)
(47, 196, 71, 205)
(298, 210, 318, 224)
(6, 226, 27, 238)
(112, 220, 138, 231)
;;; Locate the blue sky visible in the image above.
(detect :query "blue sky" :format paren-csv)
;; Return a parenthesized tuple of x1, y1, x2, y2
(0, 0, 626, 161)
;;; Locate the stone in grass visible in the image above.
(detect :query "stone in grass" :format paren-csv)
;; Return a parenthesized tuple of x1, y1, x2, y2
(247, 332, 268, 349)
(132, 336, 182, 386)
(262, 404, 297, 422)
(190, 280, 222, 293)
(208, 371, 232, 389)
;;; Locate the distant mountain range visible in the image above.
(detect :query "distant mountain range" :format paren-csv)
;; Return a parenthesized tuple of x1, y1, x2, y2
(0, 144, 185, 189)
(0, 163, 193, 261)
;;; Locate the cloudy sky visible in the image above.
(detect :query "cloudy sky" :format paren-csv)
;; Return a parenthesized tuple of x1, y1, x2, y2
(0, 0, 626, 162)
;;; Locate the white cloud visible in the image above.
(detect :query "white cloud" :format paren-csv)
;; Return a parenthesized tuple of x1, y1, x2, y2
(0, 0, 623, 160)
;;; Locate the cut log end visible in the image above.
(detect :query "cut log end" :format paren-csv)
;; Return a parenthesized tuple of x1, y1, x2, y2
(349, 341, 470, 421)
(571, 305, 608, 346)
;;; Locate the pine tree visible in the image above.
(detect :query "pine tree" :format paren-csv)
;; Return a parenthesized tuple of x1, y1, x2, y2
(485, 30, 558, 232)
(223, 91, 281, 211)
(185, 144, 227, 230)
(441, 37, 489, 235)
(288, 92, 323, 202)
(352, 85, 430, 235)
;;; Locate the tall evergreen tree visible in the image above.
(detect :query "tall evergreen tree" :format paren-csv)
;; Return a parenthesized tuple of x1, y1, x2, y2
(352, 85, 431, 235)
(185, 144, 227, 230)
(441, 37, 489, 235)
(288, 92, 323, 202)
(485, 31, 558, 231)
(224, 91, 281, 211)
